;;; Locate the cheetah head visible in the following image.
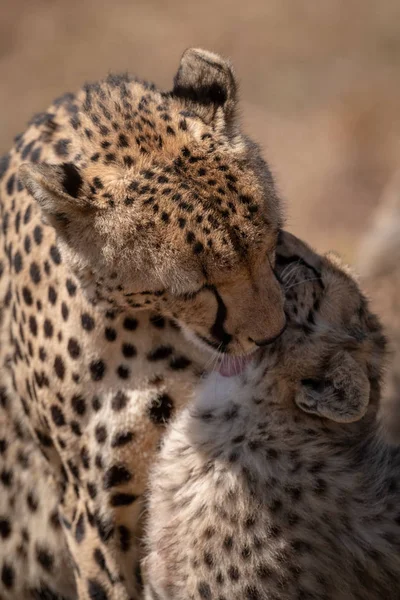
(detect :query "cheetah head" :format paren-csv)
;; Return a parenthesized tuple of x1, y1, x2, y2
(20, 48, 286, 363)
(265, 231, 387, 423)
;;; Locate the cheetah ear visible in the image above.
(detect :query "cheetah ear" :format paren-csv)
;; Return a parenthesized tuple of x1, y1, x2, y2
(172, 48, 238, 132)
(19, 162, 96, 231)
(295, 352, 370, 423)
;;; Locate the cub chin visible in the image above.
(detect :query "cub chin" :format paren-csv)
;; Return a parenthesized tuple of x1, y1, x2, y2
(143, 231, 400, 600)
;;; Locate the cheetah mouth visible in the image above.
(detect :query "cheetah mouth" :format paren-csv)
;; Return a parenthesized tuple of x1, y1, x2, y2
(218, 353, 255, 377)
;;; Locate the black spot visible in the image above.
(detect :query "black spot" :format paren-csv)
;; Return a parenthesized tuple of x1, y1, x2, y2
(71, 395, 86, 416)
(31, 147, 42, 163)
(29, 316, 38, 336)
(193, 241, 204, 254)
(22, 140, 35, 160)
(88, 579, 108, 600)
(228, 565, 240, 581)
(26, 491, 38, 511)
(93, 547, 106, 571)
(29, 262, 41, 284)
(103, 464, 132, 489)
(111, 431, 134, 448)
(0, 518, 11, 539)
(33, 225, 43, 245)
(1, 562, 14, 589)
(80, 446, 90, 469)
(110, 493, 137, 507)
(198, 582, 212, 599)
(122, 343, 136, 358)
(50, 245, 61, 265)
(148, 393, 174, 424)
(13, 251, 23, 273)
(61, 302, 69, 321)
(24, 234, 32, 254)
(66, 278, 77, 296)
(48, 286, 57, 305)
(75, 513, 85, 543)
(0, 154, 10, 180)
(22, 286, 33, 306)
(35, 545, 54, 572)
(44, 319, 54, 338)
(92, 176, 103, 189)
(90, 360, 106, 381)
(105, 327, 117, 341)
(6, 173, 15, 195)
(147, 345, 173, 361)
(169, 355, 191, 370)
(112, 391, 129, 411)
(50, 405, 65, 427)
(123, 317, 138, 331)
(60, 163, 82, 198)
(149, 314, 165, 328)
(117, 365, 130, 379)
(54, 356, 65, 380)
(81, 313, 95, 331)
(118, 525, 131, 552)
(95, 425, 107, 444)
(118, 133, 129, 148)
(67, 338, 81, 359)
(87, 482, 97, 499)
(54, 139, 70, 157)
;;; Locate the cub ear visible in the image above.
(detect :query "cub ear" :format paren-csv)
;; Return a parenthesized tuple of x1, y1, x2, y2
(295, 352, 370, 423)
(19, 162, 95, 232)
(277, 230, 323, 274)
(172, 47, 238, 133)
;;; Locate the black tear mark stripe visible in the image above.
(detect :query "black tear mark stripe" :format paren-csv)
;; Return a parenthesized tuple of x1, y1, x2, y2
(207, 285, 232, 350)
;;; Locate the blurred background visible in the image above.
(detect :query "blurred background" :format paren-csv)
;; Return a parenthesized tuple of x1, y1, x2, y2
(1, 0, 400, 261)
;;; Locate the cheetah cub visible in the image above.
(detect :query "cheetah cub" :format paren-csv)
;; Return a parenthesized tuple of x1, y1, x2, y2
(143, 231, 400, 600)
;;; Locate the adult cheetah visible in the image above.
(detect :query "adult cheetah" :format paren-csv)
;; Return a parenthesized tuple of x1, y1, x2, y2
(144, 231, 400, 600)
(0, 49, 286, 600)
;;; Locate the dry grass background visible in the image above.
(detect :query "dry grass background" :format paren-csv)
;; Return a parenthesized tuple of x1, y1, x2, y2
(1, 0, 400, 260)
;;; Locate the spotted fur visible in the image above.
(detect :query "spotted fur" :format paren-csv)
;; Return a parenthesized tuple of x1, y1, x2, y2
(0, 49, 285, 599)
(143, 232, 399, 600)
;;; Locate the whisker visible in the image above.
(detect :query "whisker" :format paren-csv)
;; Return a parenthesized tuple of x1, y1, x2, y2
(284, 276, 321, 291)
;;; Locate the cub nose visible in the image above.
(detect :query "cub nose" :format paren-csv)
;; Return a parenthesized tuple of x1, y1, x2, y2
(250, 320, 287, 347)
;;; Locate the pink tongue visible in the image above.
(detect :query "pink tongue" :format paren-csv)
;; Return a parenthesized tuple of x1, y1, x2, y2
(218, 354, 253, 378)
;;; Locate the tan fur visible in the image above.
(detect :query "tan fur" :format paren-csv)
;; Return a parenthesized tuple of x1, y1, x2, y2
(144, 232, 397, 600)
(0, 49, 285, 600)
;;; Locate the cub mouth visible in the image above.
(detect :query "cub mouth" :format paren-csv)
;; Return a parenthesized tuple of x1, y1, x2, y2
(217, 353, 255, 377)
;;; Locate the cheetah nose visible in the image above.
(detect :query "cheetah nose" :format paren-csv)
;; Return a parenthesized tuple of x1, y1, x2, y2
(250, 320, 287, 347)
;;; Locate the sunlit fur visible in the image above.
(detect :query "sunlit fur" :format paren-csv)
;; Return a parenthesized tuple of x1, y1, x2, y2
(20, 48, 285, 356)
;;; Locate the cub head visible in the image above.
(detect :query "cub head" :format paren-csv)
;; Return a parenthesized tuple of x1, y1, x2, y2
(268, 231, 387, 423)
(20, 48, 286, 358)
